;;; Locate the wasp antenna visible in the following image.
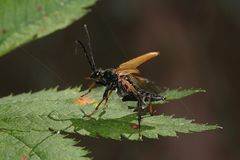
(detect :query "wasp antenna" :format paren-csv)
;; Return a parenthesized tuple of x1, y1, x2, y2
(75, 39, 96, 72)
(83, 24, 96, 71)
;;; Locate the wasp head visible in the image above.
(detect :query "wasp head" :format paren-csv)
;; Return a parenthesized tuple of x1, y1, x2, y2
(90, 69, 105, 84)
(90, 69, 117, 85)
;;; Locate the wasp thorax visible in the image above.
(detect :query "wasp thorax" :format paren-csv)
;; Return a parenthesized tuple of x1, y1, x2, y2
(90, 69, 117, 85)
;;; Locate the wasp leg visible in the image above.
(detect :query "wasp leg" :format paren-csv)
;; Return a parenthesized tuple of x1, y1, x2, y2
(86, 86, 113, 117)
(103, 89, 113, 108)
(148, 99, 155, 116)
(137, 101, 142, 128)
(86, 97, 106, 117)
(81, 82, 96, 97)
(136, 99, 145, 140)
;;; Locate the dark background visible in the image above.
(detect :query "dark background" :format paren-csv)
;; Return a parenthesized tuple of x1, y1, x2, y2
(0, 0, 239, 160)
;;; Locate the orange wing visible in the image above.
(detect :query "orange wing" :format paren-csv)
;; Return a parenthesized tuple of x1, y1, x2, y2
(116, 52, 159, 75)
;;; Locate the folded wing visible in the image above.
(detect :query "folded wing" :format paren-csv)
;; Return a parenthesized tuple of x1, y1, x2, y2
(116, 52, 159, 75)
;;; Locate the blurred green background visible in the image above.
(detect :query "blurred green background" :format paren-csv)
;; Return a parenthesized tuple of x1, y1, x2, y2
(0, 0, 239, 160)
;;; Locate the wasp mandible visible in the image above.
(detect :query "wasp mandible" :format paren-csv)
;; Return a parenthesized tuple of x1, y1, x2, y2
(76, 24, 166, 128)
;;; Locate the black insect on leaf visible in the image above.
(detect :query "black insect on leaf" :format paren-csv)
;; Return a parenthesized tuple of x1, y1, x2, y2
(76, 25, 165, 131)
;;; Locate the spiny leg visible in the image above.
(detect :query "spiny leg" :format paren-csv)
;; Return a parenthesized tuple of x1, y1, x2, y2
(103, 89, 113, 107)
(86, 97, 106, 117)
(148, 99, 154, 116)
(137, 103, 142, 128)
(81, 82, 96, 97)
(137, 100, 144, 140)
(86, 86, 113, 117)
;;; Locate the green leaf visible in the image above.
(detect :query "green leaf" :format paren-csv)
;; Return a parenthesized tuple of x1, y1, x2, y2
(0, 130, 90, 160)
(0, 0, 97, 57)
(70, 114, 220, 140)
(161, 88, 206, 101)
(0, 86, 221, 158)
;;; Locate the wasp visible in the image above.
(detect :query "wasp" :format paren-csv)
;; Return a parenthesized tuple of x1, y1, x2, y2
(76, 25, 166, 128)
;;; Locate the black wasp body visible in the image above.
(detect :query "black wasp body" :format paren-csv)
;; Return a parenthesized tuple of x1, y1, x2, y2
(120, 75, 165, 102)
(87, 67, 165, 112)
(76, 24, 165, 128)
